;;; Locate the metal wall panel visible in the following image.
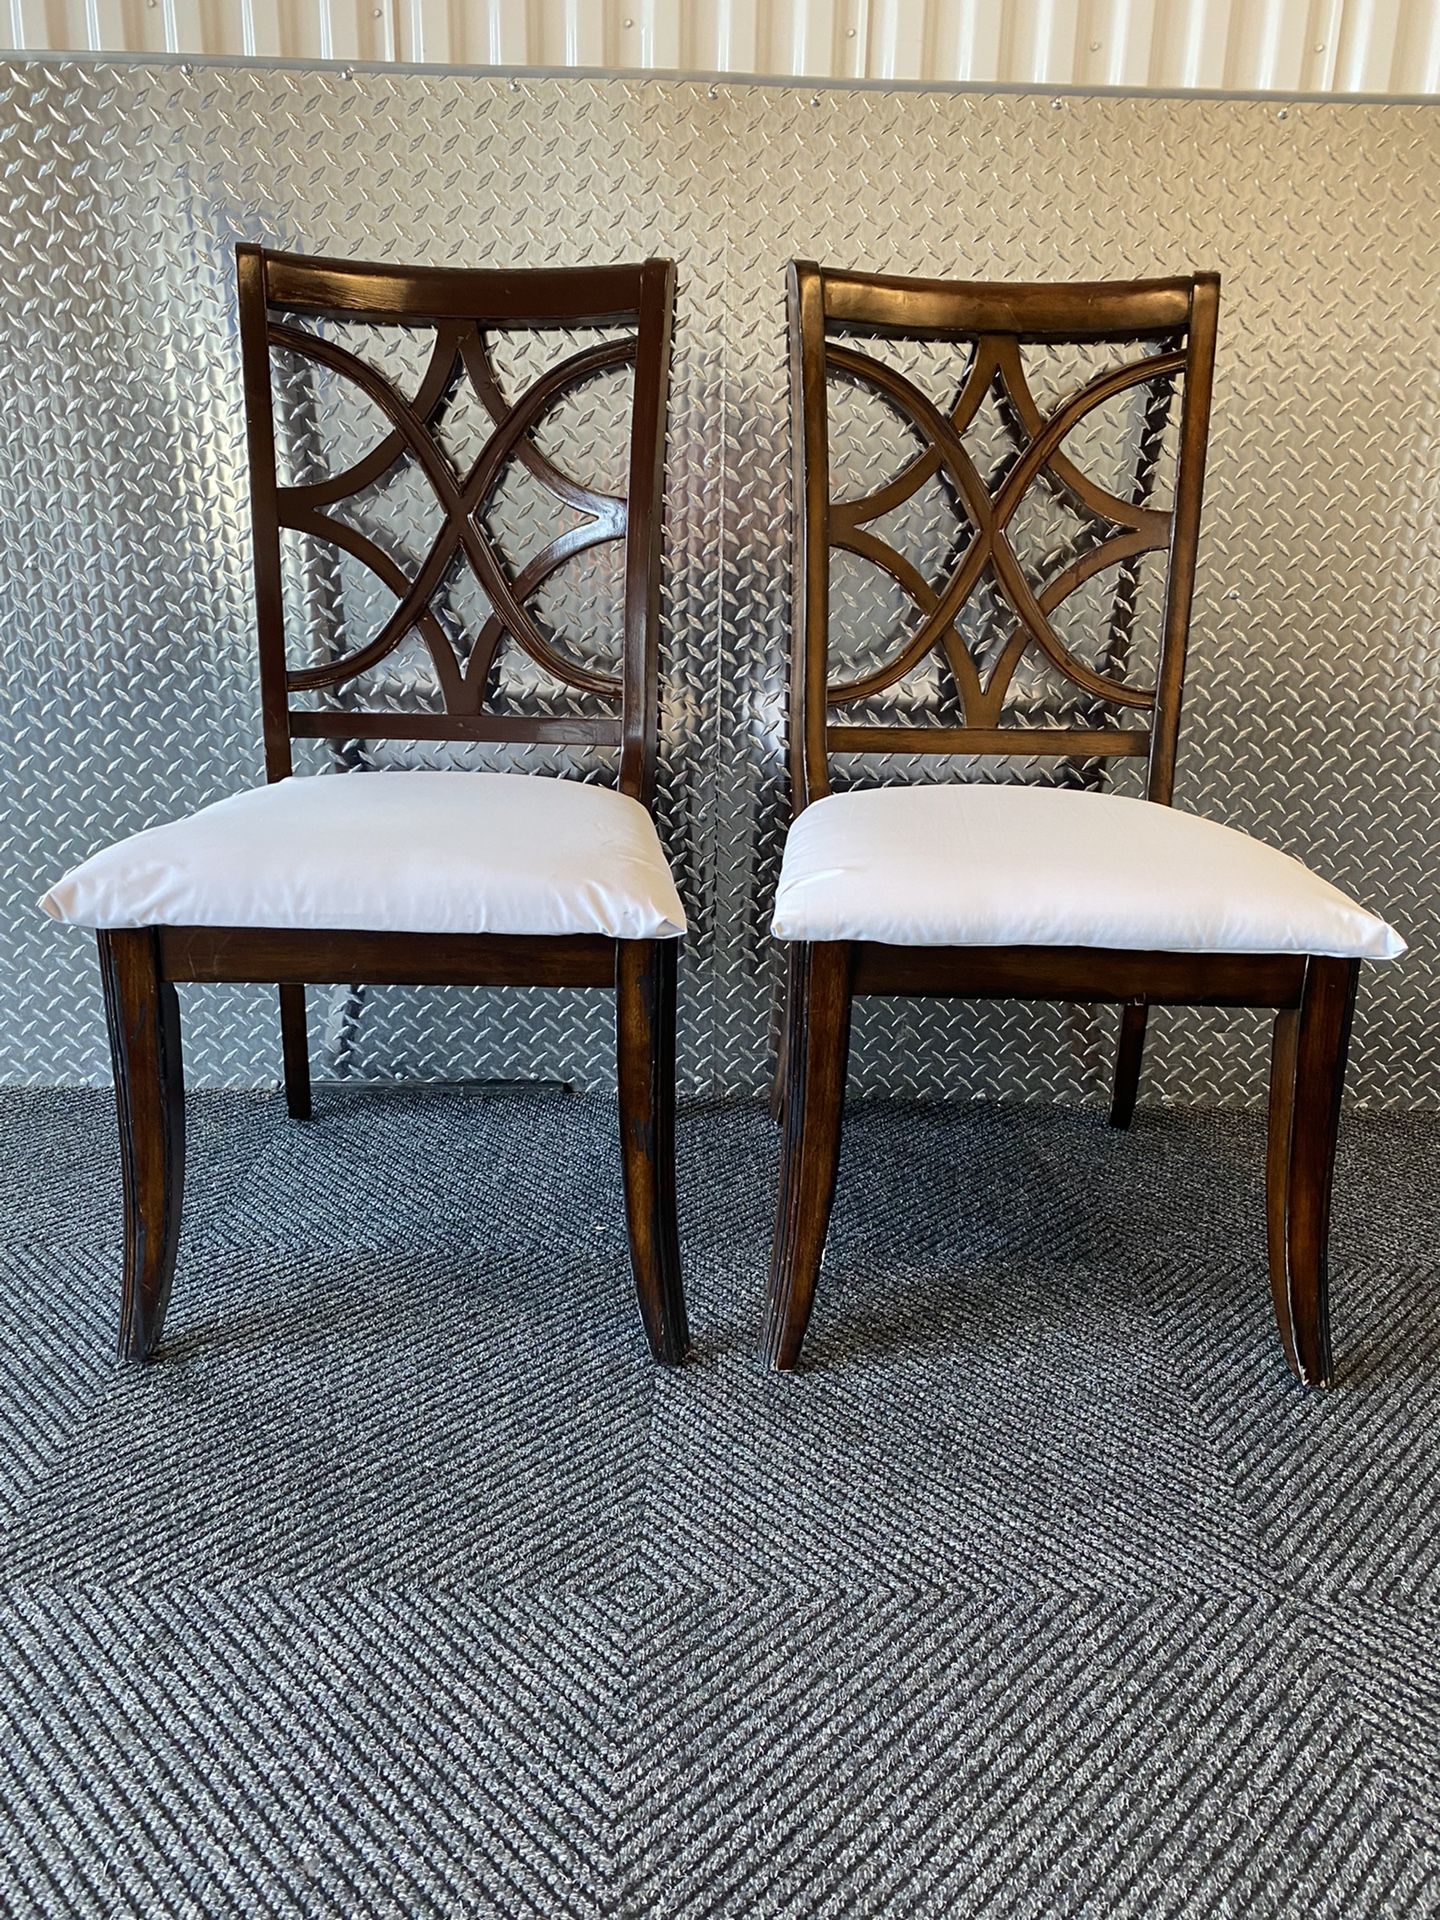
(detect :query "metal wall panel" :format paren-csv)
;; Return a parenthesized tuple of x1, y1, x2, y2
(4, 0, 395, 60)
(4, 1, 1439, 93)
(0, 63, 1435, 1107)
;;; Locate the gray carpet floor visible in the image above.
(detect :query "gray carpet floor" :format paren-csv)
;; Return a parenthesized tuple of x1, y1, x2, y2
(0, 1086, 1437, 1919)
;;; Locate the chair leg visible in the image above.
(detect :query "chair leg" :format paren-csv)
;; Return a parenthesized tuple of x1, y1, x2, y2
(762, 941, 852, 1370)
(768, 962, 791, 1127)
(97, 929, 186, 1361)
(1265, 957, 1359, 1388)
(1110, 1002, 1148, 1129)
(616, 939, 689, 1364)
(278, 984, 312, 1120)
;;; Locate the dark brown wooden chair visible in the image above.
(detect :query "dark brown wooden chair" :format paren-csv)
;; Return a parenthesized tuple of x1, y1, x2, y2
(765, 263, 1402, 1383)
(44, 248, 690, 1365)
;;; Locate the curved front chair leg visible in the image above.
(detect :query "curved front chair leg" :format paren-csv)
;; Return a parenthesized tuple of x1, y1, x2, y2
(278, 983, 312, 1120)
(1266, 957, 1359, 1388)
(98, 929, 186, 1360)
(762, 941, 852, 1370)
(616, 939, 689, 1364)
(1110, 1002, 1148, 1129)
(768, 959, 791, 1128)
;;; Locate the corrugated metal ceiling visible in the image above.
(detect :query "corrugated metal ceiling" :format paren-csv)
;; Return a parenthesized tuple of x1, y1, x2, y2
(4, 0, 1438, 95)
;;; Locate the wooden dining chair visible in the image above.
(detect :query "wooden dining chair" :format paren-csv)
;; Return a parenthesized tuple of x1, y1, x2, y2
(43, 247, 690, 1365)
(765, 263, 1403, 1384)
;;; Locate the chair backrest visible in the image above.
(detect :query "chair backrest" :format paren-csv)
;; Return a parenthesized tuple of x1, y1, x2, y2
(787, 262, 1219, 811)
(237, 246, 675, 805)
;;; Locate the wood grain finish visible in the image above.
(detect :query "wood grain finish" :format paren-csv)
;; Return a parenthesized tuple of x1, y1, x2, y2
(237, 246, 676, 794)
(287, 712, 622, 747)
(785, 261, 1219, 809)
(159, 927, 617, 988)
(261, 252, 646, 327)
(1266, 958, 1359, 1387)
(771, 263, 1370, 1387)
(93, 248, 685, 1363)
(826, 726, 1149, 759)
(98, 930, 185, 1360)
(819, 270, 1196, 342)
(763, 941, 853, 1370)
(1146, 271, 1220, 808)
(1109, 1003, 1148, 1130)
(851, 946, 1305, 1007)
(616, 939, 690, 1363)
(277, 983, 312, 1121)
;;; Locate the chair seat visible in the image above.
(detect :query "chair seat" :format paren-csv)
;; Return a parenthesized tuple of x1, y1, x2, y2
(42, 771, 686, 940)
(771, 783, 1402, 959)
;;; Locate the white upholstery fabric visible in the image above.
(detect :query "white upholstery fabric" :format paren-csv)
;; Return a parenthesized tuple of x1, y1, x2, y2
(42, 771, 686, 940)
(771, 783, 1403, 959)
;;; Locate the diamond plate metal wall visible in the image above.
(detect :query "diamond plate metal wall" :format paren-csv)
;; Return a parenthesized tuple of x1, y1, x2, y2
(1, 63, 1435, 1105)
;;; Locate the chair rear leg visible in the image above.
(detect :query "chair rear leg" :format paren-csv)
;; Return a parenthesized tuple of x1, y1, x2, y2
(1110, 1002, 1148, 1129)
(762, 941, 852, 1370)
(1265, 957, 1359, 1388)
(97, 930, 186, 1360)
(278, 984, 312, 1120)
(616, 939, 689, 1364)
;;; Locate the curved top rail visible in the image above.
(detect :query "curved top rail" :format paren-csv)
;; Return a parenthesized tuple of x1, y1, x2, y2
(815, 264, 1204, 343)
(247, 244, 657, 328)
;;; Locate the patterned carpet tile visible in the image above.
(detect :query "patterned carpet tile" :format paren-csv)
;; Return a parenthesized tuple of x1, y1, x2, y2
(0, 1584, 627, 1920)
(0, 1090, 1436, 1916)
(1173, 1259, 1440, 1611)
(616, 1584, 1440, 1920)
(3, 1581, 1434, 1920)
(0, 1237, 652, 1589)
(0, 1242, 116, 1531)
(0, 1090, 281, 1260)
(1311, 1596, 1440, 1858)
(640, 1272, 1270, 1596)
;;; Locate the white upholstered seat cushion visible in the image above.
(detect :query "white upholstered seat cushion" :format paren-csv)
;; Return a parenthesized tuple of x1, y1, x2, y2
(41, 770, 686, 940)
(771, 783, 1402, 959)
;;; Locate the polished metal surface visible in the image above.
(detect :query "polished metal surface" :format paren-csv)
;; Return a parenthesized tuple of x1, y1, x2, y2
(2, 62, 1435, 1104)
